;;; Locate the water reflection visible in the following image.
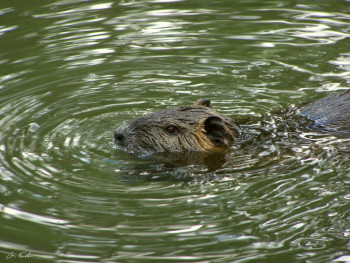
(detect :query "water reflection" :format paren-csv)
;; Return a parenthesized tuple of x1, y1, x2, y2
(1, 0, 350, 262)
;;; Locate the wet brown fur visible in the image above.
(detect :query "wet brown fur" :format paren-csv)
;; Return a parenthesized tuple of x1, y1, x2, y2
(114, 99, 240, 156)
(114, 90, 350, 166)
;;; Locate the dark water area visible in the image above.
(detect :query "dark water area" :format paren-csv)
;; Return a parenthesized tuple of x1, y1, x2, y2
(1, 0, 350, 262)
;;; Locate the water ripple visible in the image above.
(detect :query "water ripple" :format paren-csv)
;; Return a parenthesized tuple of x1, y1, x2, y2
(1, 0, 350, 262)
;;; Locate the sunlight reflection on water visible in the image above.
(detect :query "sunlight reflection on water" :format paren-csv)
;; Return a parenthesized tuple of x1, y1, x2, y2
(0, 0, 350, 262)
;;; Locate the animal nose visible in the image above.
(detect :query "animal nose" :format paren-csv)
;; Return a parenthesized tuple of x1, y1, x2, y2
(114, 131, 125, 144)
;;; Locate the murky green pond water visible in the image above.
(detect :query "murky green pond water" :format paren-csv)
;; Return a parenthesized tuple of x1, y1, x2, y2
(1, 0, 350, 262)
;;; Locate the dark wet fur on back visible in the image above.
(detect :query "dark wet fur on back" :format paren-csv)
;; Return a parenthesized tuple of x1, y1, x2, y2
(299, 90, 350, 136)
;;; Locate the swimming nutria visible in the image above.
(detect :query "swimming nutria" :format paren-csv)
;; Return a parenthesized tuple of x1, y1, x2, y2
(114, 90, 350, 163)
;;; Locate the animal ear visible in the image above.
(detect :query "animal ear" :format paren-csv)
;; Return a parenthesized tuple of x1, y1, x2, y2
(194, 98, 212, 108)
(204, 116, 226, 137)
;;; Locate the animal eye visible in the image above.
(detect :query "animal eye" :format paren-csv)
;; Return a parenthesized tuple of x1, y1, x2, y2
(165, 125, 177, 134)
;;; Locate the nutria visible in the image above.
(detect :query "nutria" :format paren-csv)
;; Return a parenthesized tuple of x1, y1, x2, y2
(114, 90, 350, 165)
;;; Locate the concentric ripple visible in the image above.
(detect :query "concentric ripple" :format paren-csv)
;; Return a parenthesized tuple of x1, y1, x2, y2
(1, 0, 350, 262)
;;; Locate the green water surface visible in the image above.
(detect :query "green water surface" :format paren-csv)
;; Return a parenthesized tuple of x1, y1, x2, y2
(0, 0, 349, 262)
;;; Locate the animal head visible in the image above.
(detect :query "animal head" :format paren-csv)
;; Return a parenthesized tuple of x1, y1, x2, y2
(114, 99, 240, 157)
